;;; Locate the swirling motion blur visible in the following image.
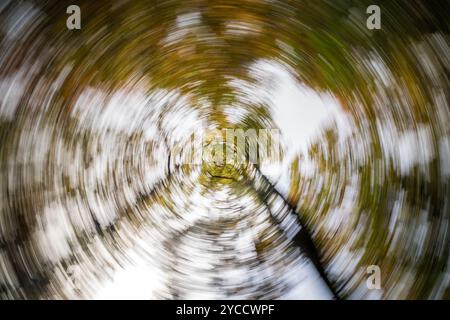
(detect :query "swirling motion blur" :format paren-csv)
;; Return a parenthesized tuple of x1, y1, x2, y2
(0, 1, 449, 299)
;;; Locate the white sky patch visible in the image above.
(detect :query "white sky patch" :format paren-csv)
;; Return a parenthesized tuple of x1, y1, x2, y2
(0, 70, 27, 121)
(160, 94, 204, 145)
(223, 103, 250, 124)
(225, 20, 261, 36)
(249, 60, 350, 156)
(322, 175, 359, 233)
(34, 202, 76, 264)
(281, 261, 334, 300)
(3, 1, 40, 41)
(439, 135, 450, 178)
(93, 262, 163, 300)
(85, 191, 118, 229)
(71, 85, 203, 148)
(72, 87, 152, 134)
(176, 11, 201, 29)
(162, 12, 201, 45)
(378, 122, 436, 176)
(240, 60, 351, 193)
(93, 238, 165, 300)
(366, 53, 394, 87)
(397, 125, 435, 175)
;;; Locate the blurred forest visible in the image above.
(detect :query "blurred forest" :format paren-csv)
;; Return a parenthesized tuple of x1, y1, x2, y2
(0, 0, 449, 299)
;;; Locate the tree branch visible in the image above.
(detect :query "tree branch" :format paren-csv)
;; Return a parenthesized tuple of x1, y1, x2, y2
(250, 164, 340, 300)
